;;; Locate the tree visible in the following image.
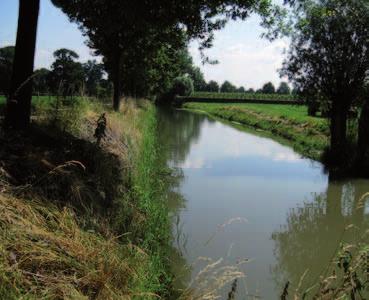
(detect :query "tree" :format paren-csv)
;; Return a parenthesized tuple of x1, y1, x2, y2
(261, 82, 275, 94)
(171, 76, 194, 96)
(188, 66, 207, 92)
(83, 60, 104, 96)
(33, 68, 51, 94)
(276, 82, 290, 94)
(5, 0, 40, 129)
(206, 80, 219, 92)
(0, 46, 15, 95)
(247, 88, 255, 93)
(280, 0, 369, 163)
(220, 80, 237, 93)
(237, 86, 246, 93)
(52, 0, 272, 110)
(49, 49, 84, 97)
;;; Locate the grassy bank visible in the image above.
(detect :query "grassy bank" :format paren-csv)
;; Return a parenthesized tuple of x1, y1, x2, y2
(183, 102, 329, 160)
(0, 98, 174, 298)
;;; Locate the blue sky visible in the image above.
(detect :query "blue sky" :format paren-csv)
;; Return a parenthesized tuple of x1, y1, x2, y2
(0, 0, 289, 89)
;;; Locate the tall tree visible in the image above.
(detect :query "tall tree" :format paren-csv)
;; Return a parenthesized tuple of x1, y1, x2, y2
(276, 82, 290, 94)
(206, 80, 220, 92)
(278, 0, 369, 163)
(51, 0, 272, 110)
(49, 49, 84, 97)
(83, 60, 104, 96)
(220, 80, 237, 93)
(5, 0, 40, 129)
(261, 81, 275, 94)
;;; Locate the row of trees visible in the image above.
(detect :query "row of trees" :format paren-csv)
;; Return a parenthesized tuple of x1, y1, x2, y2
(186, 64, 292, 94)
(5, 0, 272, 129)
(0, 46, 111, 97)
(202, 80, 291, 94)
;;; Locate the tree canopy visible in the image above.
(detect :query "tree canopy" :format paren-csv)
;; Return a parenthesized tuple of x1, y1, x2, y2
(51, 0, 272, 109)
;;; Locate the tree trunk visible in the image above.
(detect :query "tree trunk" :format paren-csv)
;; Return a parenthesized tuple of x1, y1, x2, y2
(5, 0, 40, 130)
(112, 52, 122, 111)
(329, 100, 348, 162)
(357, 100, 369, 163)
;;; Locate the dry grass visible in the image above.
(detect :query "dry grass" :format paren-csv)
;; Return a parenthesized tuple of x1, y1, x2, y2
(0, 97, 165, 299)
(0, 193, 149, 300)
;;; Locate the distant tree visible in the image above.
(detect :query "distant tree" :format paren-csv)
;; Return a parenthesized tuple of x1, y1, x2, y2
(50, 49, 84, 96)
(33, 68, 51, 94)
(206, 80, 219, 93)
(262, 82, 275, 94)
(237, 86, 245, 93)
(171, 76, 194, 96)
(188, 66, 207, 92)
(83, 60, 104, 96)
(277, 82, 290, 94)
(247, 88, 255, 93)
(0, 46, 15, 95)
(5, 0, 40, 129)
(220, 81, 237, 93)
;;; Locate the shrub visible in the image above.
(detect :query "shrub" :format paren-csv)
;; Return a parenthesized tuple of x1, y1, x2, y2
(171, 76, 194, 97)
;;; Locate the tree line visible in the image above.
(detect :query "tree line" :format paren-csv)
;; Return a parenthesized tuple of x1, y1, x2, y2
(195, 80, 292, 94)
(0, 46, 111, 98)
(4, 0, 271, 129)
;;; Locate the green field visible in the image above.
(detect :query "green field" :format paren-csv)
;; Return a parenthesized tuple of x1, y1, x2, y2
(190, 91, 297, 101)
(183, 102, 329, 160)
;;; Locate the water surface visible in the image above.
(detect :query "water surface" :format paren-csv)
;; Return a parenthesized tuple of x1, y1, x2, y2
(158, 109, 369, 299)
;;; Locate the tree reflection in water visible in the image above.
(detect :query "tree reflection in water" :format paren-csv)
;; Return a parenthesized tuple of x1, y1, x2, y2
(272, 179, 369, 297)
(157, 108, 207, 296)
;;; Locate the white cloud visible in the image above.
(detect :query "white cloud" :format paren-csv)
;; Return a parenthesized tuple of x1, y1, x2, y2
(189, 18, 290, 90)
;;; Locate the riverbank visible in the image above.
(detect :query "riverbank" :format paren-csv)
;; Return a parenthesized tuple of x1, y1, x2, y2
(0, 98, 174, 299)
(183, 102, 329, 161)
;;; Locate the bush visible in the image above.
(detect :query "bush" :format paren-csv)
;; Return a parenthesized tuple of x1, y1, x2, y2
(171, 76, 194, 97)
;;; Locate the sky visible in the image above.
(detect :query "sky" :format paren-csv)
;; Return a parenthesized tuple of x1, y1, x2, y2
(0, 0, 289, 90)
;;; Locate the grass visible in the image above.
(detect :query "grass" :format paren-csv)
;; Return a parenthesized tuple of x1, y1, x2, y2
(183, 102, 329, 160)
(0, 96, 175, 299)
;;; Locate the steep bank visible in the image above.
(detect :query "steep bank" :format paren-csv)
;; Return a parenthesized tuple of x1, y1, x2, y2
(0, 99, 174, 299)
(183, 102, 329, 161)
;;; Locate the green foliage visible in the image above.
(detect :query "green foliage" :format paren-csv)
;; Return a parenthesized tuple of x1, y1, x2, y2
(277, 82, 290, 94)
(171, 76, 194, 97)
(83, 60, 105, 96)
(187, 65, 207, 92)
(206, 80, 220, 92)
(51, 0, 273, 107)
(220, 80, 237, 93)
(262, 81, 275, 94)
(237, 86, 246, 93)
(277, 0, 369, 163)
(33, 68, 51, 94)
(49, 48, 84, 96)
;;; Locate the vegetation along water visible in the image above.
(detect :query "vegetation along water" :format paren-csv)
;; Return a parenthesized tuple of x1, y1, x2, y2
(2, 0, 369, 299)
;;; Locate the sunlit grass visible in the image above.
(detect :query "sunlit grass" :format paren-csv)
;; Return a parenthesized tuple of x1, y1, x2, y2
(184, 102, 329, 160)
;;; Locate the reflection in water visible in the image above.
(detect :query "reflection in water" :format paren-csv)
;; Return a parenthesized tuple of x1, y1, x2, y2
(157, 108, 369, 299)
(272, 179, 369, 297)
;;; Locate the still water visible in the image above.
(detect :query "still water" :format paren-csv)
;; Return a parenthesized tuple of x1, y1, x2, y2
(158, 109, 369, 299)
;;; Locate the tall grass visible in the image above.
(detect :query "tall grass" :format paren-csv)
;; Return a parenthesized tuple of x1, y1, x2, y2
(0, 96, 175, 299)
